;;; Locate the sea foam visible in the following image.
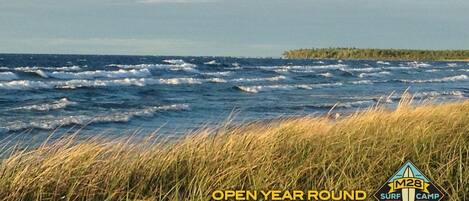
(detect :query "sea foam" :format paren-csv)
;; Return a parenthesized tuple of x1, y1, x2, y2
(204, 60, 221, 65)
(12, 98, 76, 111)
(231, 76, 286, 82)
(15, 66, 82, 72)
(350, 80, 374, 85)
(413, 91, 464, 99)
(109, 61, 198, 73)
(201, 71, 233, 77)
(0, 77, 204, 90)
(312, 100, 375, 109)
(236, 82, 342, 93)
(407, 62, 432, 68)
(3, 104, 189, 132)
(259, 64, 348, 73)
(400, 75, 468, 83)
(42, 69, 152, 79)
(358, 71, 392, 78)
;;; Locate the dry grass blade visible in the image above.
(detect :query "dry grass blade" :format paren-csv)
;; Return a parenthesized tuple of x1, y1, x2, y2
(0, 100, 468, 200)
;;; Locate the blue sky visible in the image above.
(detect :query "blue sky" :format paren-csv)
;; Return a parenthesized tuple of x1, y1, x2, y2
(1, 0, 468, 57)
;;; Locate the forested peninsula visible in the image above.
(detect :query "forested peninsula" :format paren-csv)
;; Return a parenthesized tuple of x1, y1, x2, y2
(283, 48, 469, 61)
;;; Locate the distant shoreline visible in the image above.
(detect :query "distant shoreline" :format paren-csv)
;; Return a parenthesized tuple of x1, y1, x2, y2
(283, 48, 469, 61)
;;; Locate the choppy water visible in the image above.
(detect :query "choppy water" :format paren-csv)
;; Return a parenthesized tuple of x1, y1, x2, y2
(0, 54, 468, 138)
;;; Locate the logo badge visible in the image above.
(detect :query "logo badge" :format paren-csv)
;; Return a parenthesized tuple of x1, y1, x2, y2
(374, 161, 444, 201)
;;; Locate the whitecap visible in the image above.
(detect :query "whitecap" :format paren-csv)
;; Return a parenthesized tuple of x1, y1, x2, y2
(400, 75, 468, 83)
(342, 67, 380, 72)
(274, 69, 290, 73)
(110, 62, 198, 73)
(0, 72, 19, 81)
(350, 80, 374, 85)
(14, 66, 82, 72)
(319, 72, 334, 78)
(236, 82, 342, 93)
(157, 78, 202, 85)
(45, 69, 152, 80)
(0, 77, 203, 90)
(447, 63, 458, 67)
(0, 80, 54, 90)
(34, 70, 49, 78)
(313, 100, 375, 109)
(207, 78, 227, 83)
(290, 69, 316, 73)
(108, 64, 157, 69)
(201, 71, 232, 77)
(12, 98, 76, 111)
(407, 61, 432, 68)
(260, 64, 348, 72)
(413, 91, 464, 99)
(358, 71, 392, 78)
(384, 66, 414, 70)
(231, 76, 286, 82)
(204, 60, 221, 65)
(163, 59, 186, 65)
(377, 61, 391, 65)
(3, 104, 189, 132)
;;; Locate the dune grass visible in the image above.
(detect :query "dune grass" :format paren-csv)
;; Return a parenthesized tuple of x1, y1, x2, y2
(0, 96, 468, 201)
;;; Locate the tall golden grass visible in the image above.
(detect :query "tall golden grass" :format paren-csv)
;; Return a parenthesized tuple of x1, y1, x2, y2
(0, 97, 468, 200)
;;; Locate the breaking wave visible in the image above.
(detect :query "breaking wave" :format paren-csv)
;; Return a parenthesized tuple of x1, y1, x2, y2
(14, 66, 82, 72)
(319, 72, 334, 78)
(400, 75, 468, 83)
(12, 98, 76, 111)
(425, 69, 441, 73)
(447, 63, 458, 67)
(310, 100, 375, 109)
(259, 64, 348, 73)
(377, 61, 391, 65)
(0, 77, 203, 90)
(341, 67, 381, 72)
(350, 80, 374, 85)
(231, 76, 286, 82)
(236, 82, 343, 93)
(109, 61, 198, 73)
(2, 104, 189, 132)
(384, 66, 414, 70)
(207, 78, 227, 83)
(37, 69, 152, 80)
(413, 91, 465, 99)
(407, 62, 432, 68)
(162, 59, 188, 65)
(0, 72, 19, 81)
(204, 60, 221, 65)
(201, 71, 233, 77)
(289, 69, 315, 73)
(358, 71, 392, 78)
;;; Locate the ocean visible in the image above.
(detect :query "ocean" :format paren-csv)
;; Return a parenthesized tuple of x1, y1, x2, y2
(0, 54, 468, 140)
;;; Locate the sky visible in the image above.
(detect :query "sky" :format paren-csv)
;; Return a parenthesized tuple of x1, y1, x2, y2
(0, 0, 468, 57)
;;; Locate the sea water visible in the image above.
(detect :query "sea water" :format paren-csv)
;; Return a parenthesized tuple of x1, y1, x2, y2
(0, 54, 468, 140)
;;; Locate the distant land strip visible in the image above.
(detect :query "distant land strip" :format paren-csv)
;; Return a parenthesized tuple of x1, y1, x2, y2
(282, 48, 469, 61)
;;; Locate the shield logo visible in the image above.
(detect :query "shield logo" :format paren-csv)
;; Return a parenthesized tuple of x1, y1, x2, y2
(374, 161, 445, 201)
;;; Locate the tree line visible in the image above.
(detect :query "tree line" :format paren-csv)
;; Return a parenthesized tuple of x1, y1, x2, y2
(283, 48, 469, 61)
